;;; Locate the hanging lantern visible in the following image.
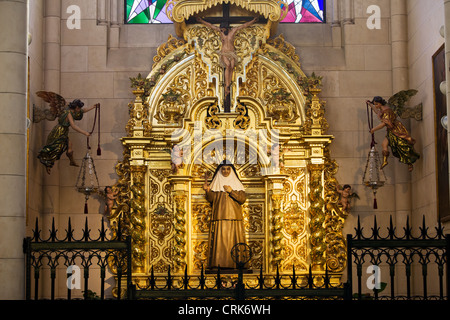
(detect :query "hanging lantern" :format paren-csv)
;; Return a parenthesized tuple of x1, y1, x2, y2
(76, 150, 100, 214)
(76, 104, 101, 214)
(362, 146, 386, 209)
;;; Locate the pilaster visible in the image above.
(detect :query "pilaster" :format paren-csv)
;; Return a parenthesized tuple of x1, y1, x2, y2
(0, 0, 28, 300)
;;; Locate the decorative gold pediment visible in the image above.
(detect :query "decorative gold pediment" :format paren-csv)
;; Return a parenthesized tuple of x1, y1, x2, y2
(167, 0, 288, 37)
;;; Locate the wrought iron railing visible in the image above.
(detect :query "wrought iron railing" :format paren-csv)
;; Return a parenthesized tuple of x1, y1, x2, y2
(347, 215, 449, 300)
(129, 265, 350, 300)
(23, 214, 448, 301)
(23, 217, 132, 300)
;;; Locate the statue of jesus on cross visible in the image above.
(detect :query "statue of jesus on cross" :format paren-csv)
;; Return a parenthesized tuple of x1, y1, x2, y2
(197, 16, 258, 96)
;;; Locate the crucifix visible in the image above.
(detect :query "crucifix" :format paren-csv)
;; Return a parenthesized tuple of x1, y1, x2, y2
(192, 4, 260, 112)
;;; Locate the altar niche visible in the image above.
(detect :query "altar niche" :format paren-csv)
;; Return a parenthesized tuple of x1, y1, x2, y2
(109, 0, 347, 288)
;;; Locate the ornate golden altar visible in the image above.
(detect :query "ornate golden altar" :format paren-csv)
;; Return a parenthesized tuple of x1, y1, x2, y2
(109, 0, 348, 287)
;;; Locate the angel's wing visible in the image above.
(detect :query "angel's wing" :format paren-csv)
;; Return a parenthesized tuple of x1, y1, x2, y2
(36, 91, 66, 120)
(349, 192, 360, 200)
(388, 89, 418, 117)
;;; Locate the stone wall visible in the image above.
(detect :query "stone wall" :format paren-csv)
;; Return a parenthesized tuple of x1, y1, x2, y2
(407, 1, 445, 226)
(0, 0, 28, 301)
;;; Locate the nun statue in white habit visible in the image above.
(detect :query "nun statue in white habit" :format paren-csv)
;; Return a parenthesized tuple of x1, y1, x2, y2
(203, 160, 246, 269)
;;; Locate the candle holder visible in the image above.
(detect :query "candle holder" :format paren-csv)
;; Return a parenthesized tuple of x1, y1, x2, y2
(363, 146, 386, 209)
(76, 150, 100, 214)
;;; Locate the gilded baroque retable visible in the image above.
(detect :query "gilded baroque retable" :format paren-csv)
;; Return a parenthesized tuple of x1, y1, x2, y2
(109, 0, 348, 289)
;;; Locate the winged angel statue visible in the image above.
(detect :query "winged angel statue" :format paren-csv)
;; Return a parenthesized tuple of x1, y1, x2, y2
(367, 89, 421, 172)
(35, 91, 99, 174)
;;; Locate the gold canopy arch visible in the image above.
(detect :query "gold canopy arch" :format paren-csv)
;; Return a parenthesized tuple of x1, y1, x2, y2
(109, 0, 348, 288)
(166, 0, 288, 38)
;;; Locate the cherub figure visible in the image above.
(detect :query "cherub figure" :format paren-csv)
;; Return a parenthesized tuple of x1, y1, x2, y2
(171, 144, 184, 174)
(35, 91, 99, 174)
(270, 143, 281, 169)
(336, 184, 359, 212)
(103, 186, 118, 215)
(196, 16, 258, 96)
(268, 143, 286, 170)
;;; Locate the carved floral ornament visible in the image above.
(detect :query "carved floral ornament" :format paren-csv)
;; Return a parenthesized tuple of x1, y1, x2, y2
(266, 87, 298, 123)
(156, 87, 188, 124)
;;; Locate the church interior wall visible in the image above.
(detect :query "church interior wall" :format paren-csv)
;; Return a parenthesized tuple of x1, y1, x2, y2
(22, 0, 448, 298)
(407, 0, 445, 229)
(27, 0, 45, 231)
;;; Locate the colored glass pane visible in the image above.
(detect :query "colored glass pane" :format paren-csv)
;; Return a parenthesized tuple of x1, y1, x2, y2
(281, 0, 325, 23)
(126, 0, 172, 24)
(125, 0, 324, 24)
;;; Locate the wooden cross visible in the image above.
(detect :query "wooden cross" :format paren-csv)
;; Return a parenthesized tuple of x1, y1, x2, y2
(187, 3, 262, 27)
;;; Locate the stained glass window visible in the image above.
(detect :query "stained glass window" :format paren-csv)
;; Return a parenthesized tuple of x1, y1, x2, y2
(281, 0, 325, 23)
(126, 0, 173, 24)
(125, 0, 325, 24)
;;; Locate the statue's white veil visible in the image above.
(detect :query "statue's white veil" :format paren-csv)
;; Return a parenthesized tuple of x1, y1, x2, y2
(209, 161, 244, 192)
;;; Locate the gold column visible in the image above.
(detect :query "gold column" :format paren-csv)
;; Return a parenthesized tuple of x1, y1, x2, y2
(307, 164, 326, 270)
(169, 176, 191, 273)
(173, 192, 187, 272)
(266, 174, 287, 271)
(117, 83, 152, 274)
(129, 165, 147, 274)
(302, 83, 334, 271)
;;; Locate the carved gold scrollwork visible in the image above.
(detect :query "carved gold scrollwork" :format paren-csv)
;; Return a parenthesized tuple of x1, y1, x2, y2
(186, 26, 222, 76)
(151, 204, 173, 242)
(152, 34, 186, 69)
(266, 34, 300, 66)
(192, 240, 208, 271)
(192, 203, 211, 233)
(283, 201, 305, 240)
(204, 102, 222, 129)
(240, 164, 261, 178)
(233, 102, 250, 130)
(239, 58, 259, 98)
(233, 25, 266, 75)
(193, 55, 215, 101)
(243, 203, 264, 234)
(248, 240, 264, 270)
(149, 169, 172, 182)
(191, 164, 210, 178)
